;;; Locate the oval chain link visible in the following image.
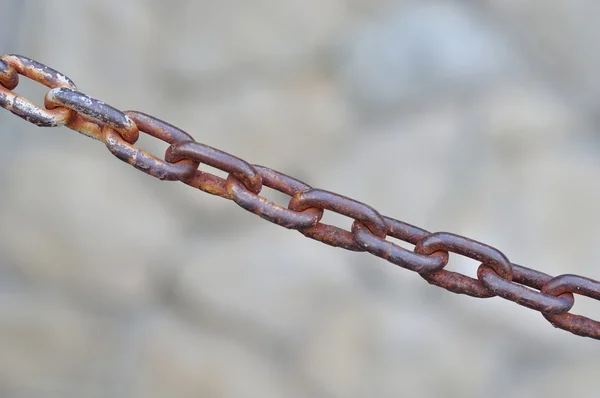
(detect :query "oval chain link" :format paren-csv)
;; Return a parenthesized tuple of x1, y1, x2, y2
(104, 111, 199, 180)
(352, 217, 449, 273)
(0, 54, 76, 127)
(415, 232, 513, 298)
(45, 87, 139, 143)
(541, 275, 600, 338)
(289, 189, 388, 251)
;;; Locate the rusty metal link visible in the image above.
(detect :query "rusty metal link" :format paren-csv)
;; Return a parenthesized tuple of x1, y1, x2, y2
(0, 59, 18, 90)
(478, 264, 574, 313)
(289, 189, 388, 251)
(1, 54, 76, 90)
(2, 54, 600, 341)
(227, 166, 324, 229)
(0, 54, 76, 127)
(45, 87, 139, 143)
(352, 217, 449, 273)
(166, 141, 262, 193)
(415, 232, 514, 298)
(105, 111, 198, 180)
(542, 275, 600, 338)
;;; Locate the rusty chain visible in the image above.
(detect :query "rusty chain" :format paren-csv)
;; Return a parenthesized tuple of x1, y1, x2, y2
(1, 54, 600, 340)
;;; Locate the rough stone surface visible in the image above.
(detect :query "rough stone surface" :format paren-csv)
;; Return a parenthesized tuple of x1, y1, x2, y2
(334, 2, 520, 117)
(1, 1, 600, 397)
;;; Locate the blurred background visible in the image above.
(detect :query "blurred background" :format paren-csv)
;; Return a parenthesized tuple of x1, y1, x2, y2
(1, 0, 600, 397)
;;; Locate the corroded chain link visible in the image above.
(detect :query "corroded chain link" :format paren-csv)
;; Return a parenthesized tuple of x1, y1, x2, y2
(2, 54, 600, 340)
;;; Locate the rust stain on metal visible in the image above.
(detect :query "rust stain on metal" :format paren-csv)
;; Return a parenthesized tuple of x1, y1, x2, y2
(182, 170, 231, 199)
(0, 85, 73, 127)
(289, 189, 388, 238)
(1, 54, 76, 90)
(46, 88, 139, 143)
(1, 53, 600, 341)
(478, 265, 574, 313)
(0, 59, 18, 89)
(226, 172, 323, 229)
(166, 141, 262, 194)
(352, 220, 448, 273)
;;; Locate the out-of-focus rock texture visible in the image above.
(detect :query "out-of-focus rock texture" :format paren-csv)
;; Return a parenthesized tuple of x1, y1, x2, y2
(1, 1, 600, 397)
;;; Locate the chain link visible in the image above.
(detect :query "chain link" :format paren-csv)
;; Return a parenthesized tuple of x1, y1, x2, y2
(1, 53, 599, 340)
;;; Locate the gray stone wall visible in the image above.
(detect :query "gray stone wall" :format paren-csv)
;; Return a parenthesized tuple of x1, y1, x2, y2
(1, 1, 600, 397)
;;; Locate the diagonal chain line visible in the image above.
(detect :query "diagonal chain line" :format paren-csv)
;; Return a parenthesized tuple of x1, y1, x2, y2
(1, 53, 600, 340)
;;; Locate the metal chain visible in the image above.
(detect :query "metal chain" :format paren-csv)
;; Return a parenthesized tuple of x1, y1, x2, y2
(1, 54, 599, 340)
